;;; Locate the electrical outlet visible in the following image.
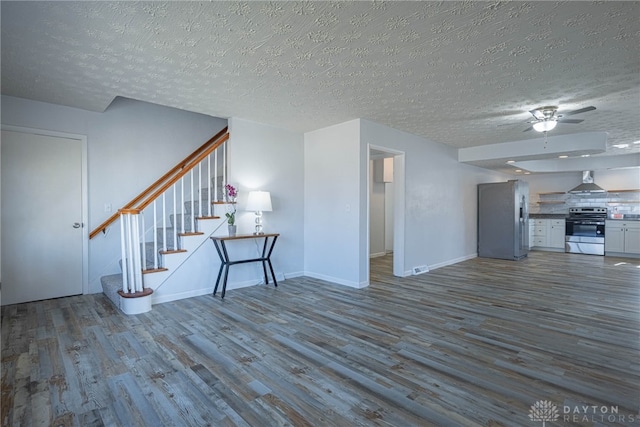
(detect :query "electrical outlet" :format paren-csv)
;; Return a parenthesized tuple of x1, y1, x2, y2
(412, 265, 429, 275)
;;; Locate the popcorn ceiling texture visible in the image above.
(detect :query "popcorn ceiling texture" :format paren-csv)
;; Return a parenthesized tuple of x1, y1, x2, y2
(1, 1, 639, 154)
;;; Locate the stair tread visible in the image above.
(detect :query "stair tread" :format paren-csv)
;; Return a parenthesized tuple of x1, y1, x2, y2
(118, 288, 153, 298)
(143, 268, 169, 274)
(160, 249, 188, 255)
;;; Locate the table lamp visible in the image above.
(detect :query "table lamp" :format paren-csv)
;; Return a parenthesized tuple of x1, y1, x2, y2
(246, 191, 272, 235)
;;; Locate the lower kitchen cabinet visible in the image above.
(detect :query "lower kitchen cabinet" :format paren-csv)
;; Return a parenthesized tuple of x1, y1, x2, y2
(531, 218, 565, 252)
(606, 220, 640, 255)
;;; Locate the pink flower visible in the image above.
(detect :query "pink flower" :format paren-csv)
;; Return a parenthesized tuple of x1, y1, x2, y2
(224, 184, 237, 200)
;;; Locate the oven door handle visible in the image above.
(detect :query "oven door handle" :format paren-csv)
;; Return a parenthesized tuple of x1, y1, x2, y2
(567, 220, 605, 225)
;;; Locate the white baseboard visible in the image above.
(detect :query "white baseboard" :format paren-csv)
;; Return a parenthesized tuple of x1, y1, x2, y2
(303, 271, 369, 289)
(403, 253, 477, 276)
(151, 270, 304, 304)
(369, 252, 386, 258)
(428, 253, 477, 270)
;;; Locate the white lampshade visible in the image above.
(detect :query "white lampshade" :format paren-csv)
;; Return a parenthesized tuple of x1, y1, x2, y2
(533, 120, 557, 132)
(246, 191, 272, 212)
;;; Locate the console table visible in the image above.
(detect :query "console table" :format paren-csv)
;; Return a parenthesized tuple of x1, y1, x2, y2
(210, 233, 279, 299)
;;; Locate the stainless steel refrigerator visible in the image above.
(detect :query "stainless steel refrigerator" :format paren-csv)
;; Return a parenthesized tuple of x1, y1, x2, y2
(478, 180, 529, 260)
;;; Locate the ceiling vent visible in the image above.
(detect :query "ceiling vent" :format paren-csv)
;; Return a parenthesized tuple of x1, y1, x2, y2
(568, 171, 606, 194)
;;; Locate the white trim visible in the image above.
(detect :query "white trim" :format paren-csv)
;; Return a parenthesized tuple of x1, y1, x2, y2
(304, 271, 369, 289)
(1, 124, 90, 295)
(367, 144, 406, 278)
(151, 271, 306, 304)
(428, 253, 477, 271)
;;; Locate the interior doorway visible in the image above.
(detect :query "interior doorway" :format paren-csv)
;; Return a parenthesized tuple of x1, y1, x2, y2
(368, 145, 405, 279)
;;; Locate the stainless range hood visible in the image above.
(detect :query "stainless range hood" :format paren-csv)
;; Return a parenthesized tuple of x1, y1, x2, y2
(568, 171, 606, 194)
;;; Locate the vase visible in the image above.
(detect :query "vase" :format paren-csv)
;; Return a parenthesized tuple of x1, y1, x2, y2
(228, 225, 237, 236)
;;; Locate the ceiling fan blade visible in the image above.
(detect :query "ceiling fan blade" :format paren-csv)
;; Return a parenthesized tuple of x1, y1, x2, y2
(529, 109, 545, 120)
(497, 122, 524, 127)
(523, 126, 533, 132)
(557, 118, 584, 124)
(562, 106, 596, 116)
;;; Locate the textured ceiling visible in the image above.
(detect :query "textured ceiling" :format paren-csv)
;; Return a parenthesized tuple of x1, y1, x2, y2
(2, 1, 639, 164)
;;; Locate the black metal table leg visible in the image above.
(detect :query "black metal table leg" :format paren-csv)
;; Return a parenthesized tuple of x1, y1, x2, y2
(220, 240, 231, 298)
(210, 234, 280, 299)
(212, 239, 225, 296)
(266, 236, 278, 287)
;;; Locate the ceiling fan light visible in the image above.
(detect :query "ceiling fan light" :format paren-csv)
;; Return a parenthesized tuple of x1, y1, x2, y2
(533, 120, 557, 132)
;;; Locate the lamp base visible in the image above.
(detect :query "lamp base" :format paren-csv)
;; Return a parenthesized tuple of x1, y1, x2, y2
(254, 211, 264, 235)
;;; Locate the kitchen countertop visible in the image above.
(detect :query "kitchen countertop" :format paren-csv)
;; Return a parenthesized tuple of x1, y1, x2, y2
(528, 214, 640, 221)
(529, 214, 568, 219)
(606, 215, 640, 221)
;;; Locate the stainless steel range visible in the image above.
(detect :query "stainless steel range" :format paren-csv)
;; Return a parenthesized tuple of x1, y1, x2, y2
(565, 207, 607, 255)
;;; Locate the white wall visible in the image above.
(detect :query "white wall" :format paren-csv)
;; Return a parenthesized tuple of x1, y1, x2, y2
(1, 95, 227, 293)
(226, 117, 305, 283)
(360, 119, 509, 276)
(522, 169, 639, 195)
(304, 120, 364, 287)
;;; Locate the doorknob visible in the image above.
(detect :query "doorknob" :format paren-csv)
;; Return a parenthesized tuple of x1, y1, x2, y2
(73, 222, 82, 229)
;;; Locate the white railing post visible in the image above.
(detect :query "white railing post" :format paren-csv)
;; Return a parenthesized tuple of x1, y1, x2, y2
(120, 212, 129, 293)
(131, 215, 143, 293)
(126, 214, 135, 290)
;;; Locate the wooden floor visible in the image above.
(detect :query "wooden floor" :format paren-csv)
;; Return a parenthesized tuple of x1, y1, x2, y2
(2, 252, 639, 426)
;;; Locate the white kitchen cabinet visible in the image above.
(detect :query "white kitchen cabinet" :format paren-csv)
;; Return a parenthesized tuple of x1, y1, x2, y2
(549, 219, 566, 249)
(606, 221, 640, 255)
(531, 218, 565, 251)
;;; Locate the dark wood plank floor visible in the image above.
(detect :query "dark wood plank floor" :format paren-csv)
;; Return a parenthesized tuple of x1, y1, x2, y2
(2, 252, 639, 426)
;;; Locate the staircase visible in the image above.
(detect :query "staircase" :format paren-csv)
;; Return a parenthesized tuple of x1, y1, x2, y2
(92, 128, 231, 314)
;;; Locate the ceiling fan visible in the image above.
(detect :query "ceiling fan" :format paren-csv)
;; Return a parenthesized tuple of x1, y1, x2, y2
(524, 105, 596, 132)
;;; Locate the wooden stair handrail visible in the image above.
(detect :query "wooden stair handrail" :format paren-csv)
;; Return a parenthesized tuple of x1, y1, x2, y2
(136, 133, 229, 213)
(89, 127, 229, 239)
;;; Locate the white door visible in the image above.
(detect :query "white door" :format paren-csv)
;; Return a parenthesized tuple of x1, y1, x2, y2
(1, 130, 84, 305)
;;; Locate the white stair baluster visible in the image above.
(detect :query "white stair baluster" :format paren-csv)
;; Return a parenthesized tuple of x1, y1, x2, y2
(120, 212, 129, 293)
(190, 169, 195, 232)
(207, 154, 212, 216)
(222, 142, 226, 194)
(140, 212, 147, 276)
(198, 163, 202, 218)
(214, 149, 218, 203)
(180, 177, 185, 235)
(152, 200, 158, 270)
(173, 183, 177, 250)
(162, 193, 167, 253)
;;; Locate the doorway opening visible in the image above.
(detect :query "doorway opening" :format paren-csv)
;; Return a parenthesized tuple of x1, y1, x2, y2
(368, 145, 405, 280)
